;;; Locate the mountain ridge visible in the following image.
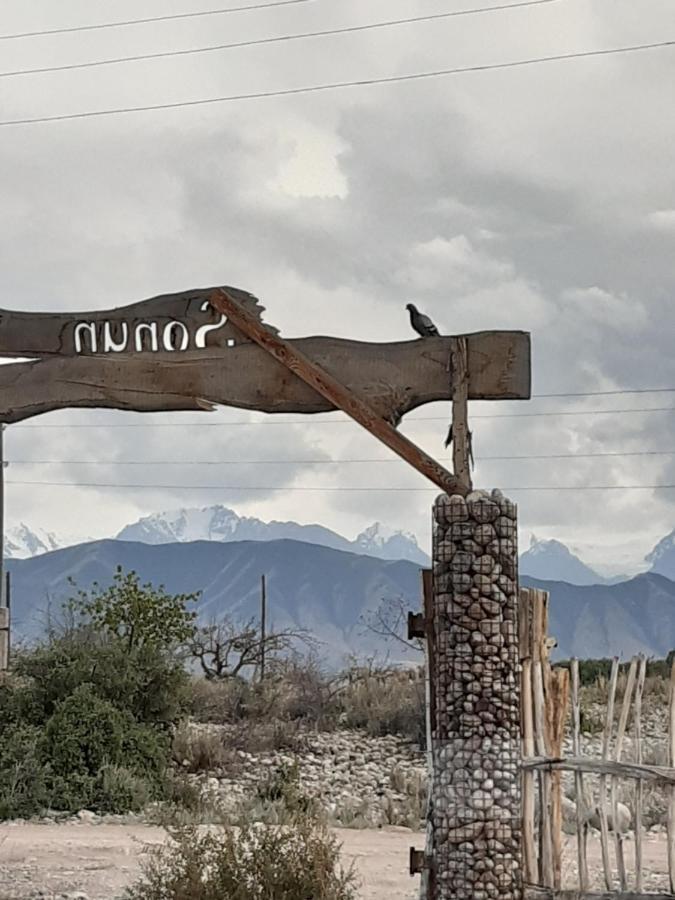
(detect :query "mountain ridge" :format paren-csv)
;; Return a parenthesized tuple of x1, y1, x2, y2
(7, 536, 675, 663)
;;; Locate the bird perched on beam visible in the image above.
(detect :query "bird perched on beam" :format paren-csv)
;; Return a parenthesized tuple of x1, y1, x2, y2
(406, 303, 440, 338)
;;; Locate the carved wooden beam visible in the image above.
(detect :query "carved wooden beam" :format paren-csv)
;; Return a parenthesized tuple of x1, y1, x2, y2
(0, 285, 531, 425)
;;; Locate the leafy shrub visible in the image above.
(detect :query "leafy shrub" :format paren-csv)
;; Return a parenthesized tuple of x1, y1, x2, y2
(14, 634, 190, 729)
(42, 684, 127, 778)
(0, 725, 49, 819)
(125, 821, 357, 900)
(95, 765, 152, 815)
(172, 722, 232, 774)
(340, 671, 425, 744)
(256, 761, 313, 814)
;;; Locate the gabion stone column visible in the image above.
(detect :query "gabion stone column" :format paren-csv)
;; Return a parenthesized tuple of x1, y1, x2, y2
(429, 489, 521, 900)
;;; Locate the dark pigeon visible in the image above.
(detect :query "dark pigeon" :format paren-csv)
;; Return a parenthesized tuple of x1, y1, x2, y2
(406, 303, 440, 338)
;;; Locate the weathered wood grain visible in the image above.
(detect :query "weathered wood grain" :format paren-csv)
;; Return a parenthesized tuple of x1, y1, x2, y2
(525, 887, 675, 900)
(210, 290, 463, 496)
(0, 286, 272, 358)
(522, 756, 675, 785)
(0, 329, 531, 424)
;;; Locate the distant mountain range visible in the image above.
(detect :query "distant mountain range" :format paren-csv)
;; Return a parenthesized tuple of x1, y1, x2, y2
(10, 506, 675, 584)
(6, 536, 675, 662)
(7, 538, 423, 664)
(519, 536, 627, 586)
(6, 506, 430, 568)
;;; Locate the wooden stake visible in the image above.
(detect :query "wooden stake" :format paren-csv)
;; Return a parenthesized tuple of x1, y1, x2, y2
(599, 658, 620, 891)
(450, 337, 472, 491)
(210, 290, 465, 497)
(534, 659, 554, 888)
(635, 656, 647, 894)
(522, 658, 539, 885)
(669, 659, 675, 895)
(613, 658, 638, 892)
(571, 660, 590, 893)
(547, 667, 570, 891)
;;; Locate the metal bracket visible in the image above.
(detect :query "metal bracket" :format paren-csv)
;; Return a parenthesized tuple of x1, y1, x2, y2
(408, 612, 426, 640)
(409, 847, 428, 876)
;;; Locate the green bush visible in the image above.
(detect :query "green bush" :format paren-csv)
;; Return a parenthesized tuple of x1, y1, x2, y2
(14, 635, 190, 729)
(125, 821, 357, 900)
(42, 684, 127, 778)
(0, 724, 49, 820)
(96, 765, 152, 815)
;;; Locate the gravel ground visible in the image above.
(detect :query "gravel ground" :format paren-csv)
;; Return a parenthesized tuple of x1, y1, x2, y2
(0, 823, 422, 900)
(0, 823, 672, 899)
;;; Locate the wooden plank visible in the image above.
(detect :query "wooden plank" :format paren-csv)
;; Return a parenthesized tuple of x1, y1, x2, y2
(522, 658, 539, 885)
(210, 290, 463, 496)
(450, 336, 472, 491)
(635, 656, 647, 894)
(599, 659, 620, 892)
(571, 660, 590, 893)
(525, 887, 675, 900)
(548, 667, 570, 891)
(613, 657, 638, 892)
(534, 658, 554, 889)
(519, 587, 533, 662)
(421, 568, 435, 900)
(0, 288, 532, 404)
(669, 660, 675, 895)
(0, 329, 531, 425)
(523, 757, 675, 784)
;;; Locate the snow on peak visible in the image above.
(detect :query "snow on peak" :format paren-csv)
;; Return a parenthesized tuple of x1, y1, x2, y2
(5, 523, 62, 559)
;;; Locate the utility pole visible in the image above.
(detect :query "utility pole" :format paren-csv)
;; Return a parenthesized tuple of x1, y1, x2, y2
(260, 574, 267, 684)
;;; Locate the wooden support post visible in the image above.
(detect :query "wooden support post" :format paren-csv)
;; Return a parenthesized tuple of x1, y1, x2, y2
(668, 660, 675, 895)
(547, 666, 570, 891)
(450, 337, 472, 491)
(571, 659, 590, 894)
(210, 290, 465, 497)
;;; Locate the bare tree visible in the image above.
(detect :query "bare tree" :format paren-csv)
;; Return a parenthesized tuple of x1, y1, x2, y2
(362, 595, 424, 656)
(187, 616, 314, 681)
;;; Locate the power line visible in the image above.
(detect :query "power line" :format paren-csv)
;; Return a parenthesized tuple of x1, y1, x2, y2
(6, 450, 675, 465)
(0, 0, 319, 42)
(2, 39, 673, 128)
(6, 480, 675, 493)
(0, 1, 561, 80)
(11, 405, 675, 427)
(535, 388, 675, 399)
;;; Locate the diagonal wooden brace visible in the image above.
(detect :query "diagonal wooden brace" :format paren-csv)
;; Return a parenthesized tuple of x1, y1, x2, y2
(210, 290, 465, 497)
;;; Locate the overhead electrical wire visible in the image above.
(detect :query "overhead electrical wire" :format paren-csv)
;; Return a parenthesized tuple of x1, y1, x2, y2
(6, 480, 675, 493)
(0, 1, 562, 80)
(2, 39, 673, 128)
(0, 0, 320, 41)
(6, 450, 675, 466)
(11, 405, 675, 428)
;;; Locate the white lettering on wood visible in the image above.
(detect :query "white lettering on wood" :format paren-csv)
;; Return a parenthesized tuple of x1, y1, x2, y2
(163, 321, 190, 352)
(74, 322, 98, 354)
(135, 322, 159, 353)
(195, 301, 229, 349)
(103, 322, 130, 353)
(73, 303, 236, 355)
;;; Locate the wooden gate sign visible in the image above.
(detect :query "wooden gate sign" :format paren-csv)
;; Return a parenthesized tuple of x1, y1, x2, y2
(0, 285, 531, 426)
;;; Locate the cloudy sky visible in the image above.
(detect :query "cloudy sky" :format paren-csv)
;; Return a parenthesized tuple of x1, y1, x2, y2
(1, 0, 674, 575)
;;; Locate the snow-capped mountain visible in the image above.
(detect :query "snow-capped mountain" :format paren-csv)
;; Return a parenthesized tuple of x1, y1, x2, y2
(519, 535, 607, 586)
(116, 505, 431, 566)
(646, 529, 675, 580)
(4, 524, 63, 559)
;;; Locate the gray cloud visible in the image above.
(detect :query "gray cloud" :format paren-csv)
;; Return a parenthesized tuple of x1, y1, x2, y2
(1, 0, 674, 571)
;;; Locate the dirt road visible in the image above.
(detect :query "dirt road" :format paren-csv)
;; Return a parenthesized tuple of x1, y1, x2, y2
(0, 824, 423, 899)
(0, 823, 671, 899)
